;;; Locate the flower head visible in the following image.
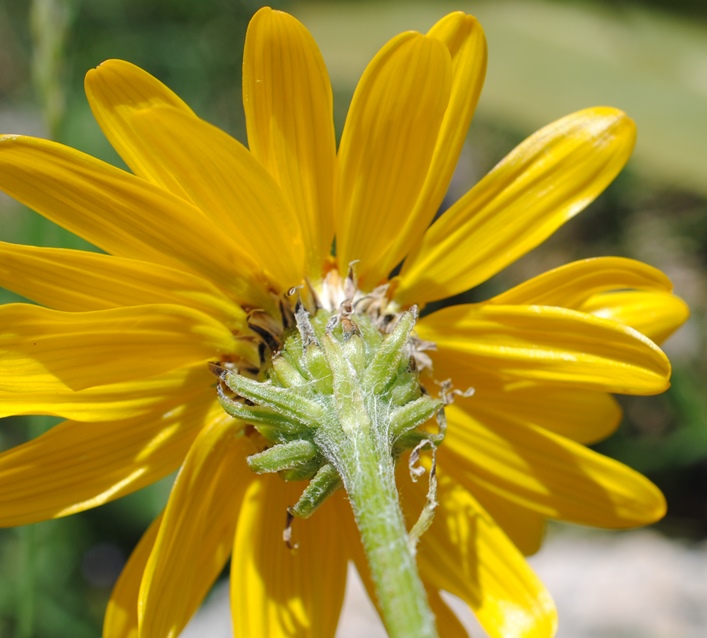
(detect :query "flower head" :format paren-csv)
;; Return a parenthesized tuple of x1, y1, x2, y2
(0, 7, 688, 638)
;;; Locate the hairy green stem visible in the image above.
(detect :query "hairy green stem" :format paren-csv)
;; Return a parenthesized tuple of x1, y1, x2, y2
(334, 421, 437, 638)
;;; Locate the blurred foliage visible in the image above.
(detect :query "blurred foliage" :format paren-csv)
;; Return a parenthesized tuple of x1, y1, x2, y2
(0, 0, 706, 635)
(588, 0, 707, 19)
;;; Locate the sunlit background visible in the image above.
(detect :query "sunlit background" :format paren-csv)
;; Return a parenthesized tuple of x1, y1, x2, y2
(1, 0, 706, 636)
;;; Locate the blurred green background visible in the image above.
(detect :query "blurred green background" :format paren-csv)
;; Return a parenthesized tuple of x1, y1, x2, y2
(0, 0, 706, 635)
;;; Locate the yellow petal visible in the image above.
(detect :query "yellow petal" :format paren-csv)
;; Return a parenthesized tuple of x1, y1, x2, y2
(397, 108, 636, 304)
(384, 13, 487, 279)
(425, 586, 469, 638)
(461, 474, 546, 556)
(427, 375, 622, 446)
(243, 8, 336, 277)
(104, 513, 163, 638)
(0, 364, 219, 422)
(487, 257, 672, 308)
(127, 106, 306, 289)
(335, 31, 452, 288)
(0, 303, 243, 392)
(0, 241, 246, 327)
(0, 394, 224, 526)
(231, 475, 348, 638)
(85, 59, 195, 200)
(418, 303, 670, 395)
(443, 402, 666, 527)
(399, 473, 557, 638)
(139, 420, 252, 638)
(0, 135, 270, 307)
(581, 290, 690, 345)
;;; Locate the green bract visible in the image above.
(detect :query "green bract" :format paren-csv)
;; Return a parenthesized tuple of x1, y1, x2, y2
(215, 305, 443, 522)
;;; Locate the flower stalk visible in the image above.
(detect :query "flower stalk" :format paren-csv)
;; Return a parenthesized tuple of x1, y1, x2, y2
(330, 405, 437, 638)
(215, 303, 443, 637)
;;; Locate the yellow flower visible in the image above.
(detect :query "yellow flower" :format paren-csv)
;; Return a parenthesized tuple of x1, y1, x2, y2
(0, 7, 689, 638)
